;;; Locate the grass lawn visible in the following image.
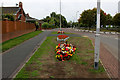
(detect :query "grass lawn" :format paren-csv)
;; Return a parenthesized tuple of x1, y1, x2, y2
(51, 31, 74, 34)
(1, 31, 43, 52)
(15, 36, 109, 78)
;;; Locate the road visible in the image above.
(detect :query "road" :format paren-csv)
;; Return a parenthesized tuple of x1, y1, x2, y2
(53, 28, 119, 61)
(2, 31, 51, 78)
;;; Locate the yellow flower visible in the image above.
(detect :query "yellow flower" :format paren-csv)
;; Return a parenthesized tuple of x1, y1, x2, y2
(56, 46, 58, 49)
(56, 55, 58, 58)
(66, 51, 69, 54)
(68, 54, 73, 56)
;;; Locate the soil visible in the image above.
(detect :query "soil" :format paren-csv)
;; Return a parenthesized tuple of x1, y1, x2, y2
(24, 37, 109, 78)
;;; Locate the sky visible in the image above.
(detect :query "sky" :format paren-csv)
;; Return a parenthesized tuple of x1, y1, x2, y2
(0, 0, 120, 22)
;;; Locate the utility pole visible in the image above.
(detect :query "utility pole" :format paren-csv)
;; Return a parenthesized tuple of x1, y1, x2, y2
(76, 11, 79, 28)
(94, 0, 101, 70)
(2, 2, 3, 7)
(60, 0, 62, 31)
(76, 11, 79, 22)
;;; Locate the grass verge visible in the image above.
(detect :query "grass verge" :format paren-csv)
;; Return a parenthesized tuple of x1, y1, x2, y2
(15, 36, 108, 78)
(1, 31, 43, 52)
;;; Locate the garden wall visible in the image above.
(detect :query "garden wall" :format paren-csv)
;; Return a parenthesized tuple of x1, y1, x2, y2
(1, 21, 36, 42)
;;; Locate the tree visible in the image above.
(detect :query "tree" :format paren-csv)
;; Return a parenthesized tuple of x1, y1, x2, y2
(67, 21, 72, 27)
(50, 12, 56, 18)
(42, 22, 49, 28)
(79, 9, 95, 29)
(106, 14, 112, 25)
(42, 12, 68, 28)
(78, 8, 109, 29)
(113, 13, 120, 26)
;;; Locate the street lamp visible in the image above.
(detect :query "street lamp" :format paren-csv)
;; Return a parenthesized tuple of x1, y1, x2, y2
(75, 11, 79, 28)
(60, 0, 62, 31)
(76, 11, 79, 22)
(94, 0, 101, 70)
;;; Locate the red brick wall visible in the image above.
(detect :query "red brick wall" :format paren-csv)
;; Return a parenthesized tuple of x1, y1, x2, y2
(1, 21, 35, 42)
(16, 10, 26, 22)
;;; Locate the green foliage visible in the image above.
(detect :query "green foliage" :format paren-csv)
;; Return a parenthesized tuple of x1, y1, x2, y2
(89, 65, 105, 73)
(113, 13, 120, 26)
(67, 21, 72, 27)
(106, 14, 113, 25)
(31, 70, 39, 77)
(2, 14, 15, 21)
(42, 22, 54, 29)
(49, 76, 55, 78)
(42, 12, 68, 28)
(78, 8, 113, 29)
(42, 22, 49, 28)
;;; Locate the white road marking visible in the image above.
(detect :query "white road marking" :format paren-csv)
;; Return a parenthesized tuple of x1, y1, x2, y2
(115, 38, 118, 40)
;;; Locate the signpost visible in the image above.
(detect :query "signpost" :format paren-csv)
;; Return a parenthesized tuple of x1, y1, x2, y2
(94, 0, 101, 70)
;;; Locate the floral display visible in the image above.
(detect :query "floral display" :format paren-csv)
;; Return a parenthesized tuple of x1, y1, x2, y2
(57, 30, 64, 34)
(55, 42, 76, 61)
(57, 35, 69, 42)
(57, 35, 69, 39)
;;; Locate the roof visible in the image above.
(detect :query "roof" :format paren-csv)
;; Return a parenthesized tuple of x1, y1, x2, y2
(2, 7, 19, 15)
(38, 20, 44, 24)
(25, 14, 34, 19)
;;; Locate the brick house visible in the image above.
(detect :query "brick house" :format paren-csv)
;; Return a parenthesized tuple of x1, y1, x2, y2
(1, 2, 26, 22)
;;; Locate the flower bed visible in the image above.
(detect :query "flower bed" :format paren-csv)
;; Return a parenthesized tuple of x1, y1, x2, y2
(57, 30, 64, 34)
(55, 43, 76, 61)
(57, 35, 69, 42)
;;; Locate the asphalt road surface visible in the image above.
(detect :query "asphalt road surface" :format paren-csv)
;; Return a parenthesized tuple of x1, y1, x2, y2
(2, 31, 52, 78)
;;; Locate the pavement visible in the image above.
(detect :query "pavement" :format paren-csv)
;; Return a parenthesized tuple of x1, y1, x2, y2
(2, 31, 52, 78)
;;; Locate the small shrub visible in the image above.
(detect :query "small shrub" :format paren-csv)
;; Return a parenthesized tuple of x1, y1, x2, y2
(2, 14, 15, 21)
(42, 22, 49, 29)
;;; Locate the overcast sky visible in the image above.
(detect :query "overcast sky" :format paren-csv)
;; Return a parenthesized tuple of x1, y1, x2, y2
(0, 0, 120, 22)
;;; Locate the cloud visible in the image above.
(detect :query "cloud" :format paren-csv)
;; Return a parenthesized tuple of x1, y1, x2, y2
(0, 0, 119, 21)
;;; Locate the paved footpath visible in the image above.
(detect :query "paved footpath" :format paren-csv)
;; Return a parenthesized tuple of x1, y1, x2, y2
(2, 31, 52, 78)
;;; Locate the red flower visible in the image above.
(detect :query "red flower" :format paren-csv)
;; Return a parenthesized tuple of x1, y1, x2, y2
(57, 35, 69, 39)
(57, 31, 65, 34)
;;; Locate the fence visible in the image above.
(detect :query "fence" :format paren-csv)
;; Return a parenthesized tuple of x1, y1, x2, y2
(1, 21, 36, 42)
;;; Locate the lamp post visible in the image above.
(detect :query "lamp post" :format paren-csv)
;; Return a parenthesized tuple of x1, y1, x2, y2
(94, 0, 101, 70)
(76, 11, 79, 22)
(60, 0, 62, 31)
(75, 11, 79, 28)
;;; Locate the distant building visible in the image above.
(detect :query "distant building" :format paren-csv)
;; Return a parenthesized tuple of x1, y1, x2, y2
(118, 1, 120, 13)
(1, 2, 36, 22)
(1, 2, 26, 22)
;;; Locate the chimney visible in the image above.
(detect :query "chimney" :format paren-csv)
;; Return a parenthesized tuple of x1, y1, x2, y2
(19, 2, 22, 8)
(27, 13, 29, 17)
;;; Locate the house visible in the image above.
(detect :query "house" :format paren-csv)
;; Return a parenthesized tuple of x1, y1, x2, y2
(25, 13, 37, 23)
(1, 2, 29, 22)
